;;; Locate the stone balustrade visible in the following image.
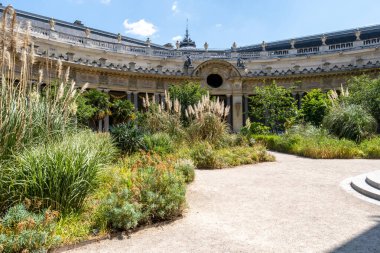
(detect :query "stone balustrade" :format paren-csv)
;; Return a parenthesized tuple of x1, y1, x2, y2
(29, 25, 380, 61)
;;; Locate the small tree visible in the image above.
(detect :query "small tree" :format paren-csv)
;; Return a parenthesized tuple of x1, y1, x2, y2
(301, 89, 331, 126)
(111, 99, 135, 124)
(345, 75, 380, 127)
(249, 82, 299, 133)
(76, 89, 111, 126)
(168, 81, 208, 123)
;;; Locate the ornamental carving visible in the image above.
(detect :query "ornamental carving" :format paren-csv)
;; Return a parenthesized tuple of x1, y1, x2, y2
(192, 60, 242, 80)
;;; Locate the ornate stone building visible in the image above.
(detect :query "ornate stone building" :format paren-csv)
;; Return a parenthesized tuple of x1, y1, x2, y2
(3, 5, 380, 131)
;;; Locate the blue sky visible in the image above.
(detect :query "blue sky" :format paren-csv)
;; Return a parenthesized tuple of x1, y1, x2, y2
(3, 0, 380, 49)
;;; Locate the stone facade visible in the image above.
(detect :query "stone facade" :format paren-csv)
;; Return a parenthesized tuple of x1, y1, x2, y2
(4, 5, 380, 131)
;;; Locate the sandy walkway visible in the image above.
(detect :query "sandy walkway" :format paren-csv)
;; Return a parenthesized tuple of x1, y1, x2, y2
(66, 152, 380, 253)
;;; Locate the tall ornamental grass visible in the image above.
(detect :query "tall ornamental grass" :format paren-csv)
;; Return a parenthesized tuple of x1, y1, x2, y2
(322, 104, 377, 142)
(0, 6, 81, 159)
(185, 93, 230, 145)
(0, 131, 118, 213)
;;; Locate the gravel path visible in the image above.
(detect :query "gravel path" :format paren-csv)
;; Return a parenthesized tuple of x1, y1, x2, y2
(66, 152, 380, 253)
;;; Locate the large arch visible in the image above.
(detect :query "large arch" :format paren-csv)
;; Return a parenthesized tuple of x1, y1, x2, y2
(192, 59, 242, 80)
(191, 59, 244, 132)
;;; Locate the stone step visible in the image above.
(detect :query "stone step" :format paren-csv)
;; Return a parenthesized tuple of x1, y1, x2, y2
(351, 174, 380, 201)
(366, 170, 380, 191)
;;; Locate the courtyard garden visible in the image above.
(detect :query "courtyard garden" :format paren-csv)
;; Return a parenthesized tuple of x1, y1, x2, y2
(241, 77, 380, 159)
(0, 7, 273, 252)
(1, 5, 380, 253)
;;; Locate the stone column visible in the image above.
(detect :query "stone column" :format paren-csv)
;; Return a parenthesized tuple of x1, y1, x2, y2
(160, 93, 165, 105)
(232, 95, 243, 132)
(154, 93, 160, 104)
(127, 91, 132, 102)
(226, 94, 232, 128)
(133, 92, 139, 111)
(243, 95, 249, 125)
(98, 119, 103, 132)
(103, 89, 110, 132)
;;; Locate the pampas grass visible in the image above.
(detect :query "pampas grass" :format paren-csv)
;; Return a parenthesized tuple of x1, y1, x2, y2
(0, 6, 80, 159)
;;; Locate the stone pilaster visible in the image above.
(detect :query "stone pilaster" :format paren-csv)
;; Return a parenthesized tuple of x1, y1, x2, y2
(154, 93, 160, 104)
(243, 95, 249, 125)
(226, 94, 232, 128)
(133, 92, 139, 110)
(103, 89, 110, 132)
(232, 95, 243, 132)
(127, 91, 132, 102)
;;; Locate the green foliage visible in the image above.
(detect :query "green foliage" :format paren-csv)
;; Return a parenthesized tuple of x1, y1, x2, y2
(240, 119, 270, 136)
(137, 167, 186, 222)
(110, 122, 146, 154)
(187, 113, 229, 145)
(111, 99, 135, 125)
(97, 163, 186, 230)
(301, 89, 331, 126)
(323, 104, 377, 142)
(190, 142, 222, 169)
(249, 82, 299, 133)
(75, 94, 97, 125)
(98, 188, 141, 231)
(190, 141, 274, 169)
(345, 75, 380, 125)
(216, 145, 275, 166)
(139, 105, 185, 140)
(168, 81, 208, 122)
(76, 89, 111, 125)
(174, 159, 195, 183)
(359, 137, 380, 159)
(1, 131, 117, 213)
(0, 204, 60, 252)
(0, 82, 77, 161)
(143, 133, 174, 155)
(254, 125, 364, 159)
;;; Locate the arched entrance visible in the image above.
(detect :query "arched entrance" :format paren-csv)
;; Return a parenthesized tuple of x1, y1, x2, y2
(192, 60, 244, 131)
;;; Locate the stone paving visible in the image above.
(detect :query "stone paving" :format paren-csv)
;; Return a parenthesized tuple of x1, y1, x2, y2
(67, 152, 380, 253)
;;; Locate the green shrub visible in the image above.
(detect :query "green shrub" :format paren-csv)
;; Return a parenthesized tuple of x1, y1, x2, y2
(323, 104, 377, 142)
(97, 188, 141, 231)
(345, 75, 380, 125)
(168, 81, 208, 124)
(301, 89, 331, 126)
(137, 167, 186, 222)
(187, 113, 229, 145)
(96, 161, 186, 230)
(249, 82, 299, 133)
(0, 204, 60, 252)
(76, 89, 111, 125)
(139, 104, 185, 140)
(216, 145, 275, 167)
(111, 99, 135, 125)
(254, 134, 298, 153)
(143, 133, 174, 155)
(254, 125, 364, 159)
(190, 142, 222, 169)
(360, 137, 380, 158)
(110, 122, 145, 154)
(240, 120, 270, 136)
(295, 136, 362, 159)
(174, 159, 195, 183)
(1, 131, 117, 212)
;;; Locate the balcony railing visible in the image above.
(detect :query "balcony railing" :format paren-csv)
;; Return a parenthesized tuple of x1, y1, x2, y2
(29, 26, 380, 60)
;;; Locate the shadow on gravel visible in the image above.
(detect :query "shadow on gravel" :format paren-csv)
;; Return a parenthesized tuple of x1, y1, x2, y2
(331, 216, 380, 253)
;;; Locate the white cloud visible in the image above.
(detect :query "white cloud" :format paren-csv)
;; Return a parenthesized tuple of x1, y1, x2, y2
(123, 19, 157, 37)
(172, 1, 179, 13)
(100, 0, 111, 4)
(172, 35, 182, 41)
